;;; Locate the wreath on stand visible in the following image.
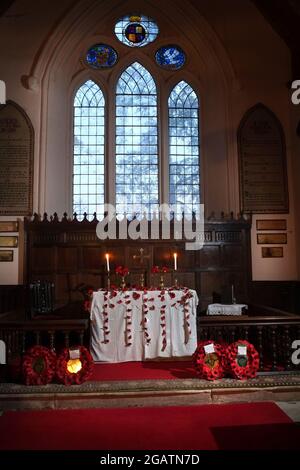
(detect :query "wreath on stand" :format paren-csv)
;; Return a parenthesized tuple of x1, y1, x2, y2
(226, 340, 260, 380)
(22, 345, 57, 385)
(56, 346, 94, 385)
(193, 340, 226, 381)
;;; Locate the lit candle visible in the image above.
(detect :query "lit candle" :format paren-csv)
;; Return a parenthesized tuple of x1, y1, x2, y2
(105, 253, 110, 272)
(174, 252, 178, 271)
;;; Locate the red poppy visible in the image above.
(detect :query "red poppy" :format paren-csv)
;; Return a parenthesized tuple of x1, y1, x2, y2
(193, 341, 227, 381)
(56, 346, 94, 386)
(22, 346, 56, 386)
(226, 340, 259, 380)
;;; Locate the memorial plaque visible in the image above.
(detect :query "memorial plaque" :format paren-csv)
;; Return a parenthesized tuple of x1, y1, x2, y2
(0, 101, 33, 215)
(257, 233, 287, 244)
(0, 236, 18, 247)
(238, 104, 288, 213)
(0, 221, 19, 232)
(0, 250, 13, 262)
(256, 219, 287, 231)
(262, 247, 283, 258)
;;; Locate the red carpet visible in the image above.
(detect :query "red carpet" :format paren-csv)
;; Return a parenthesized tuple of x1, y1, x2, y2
(90, 361, 197, 381)
(0, 402, 299, 450)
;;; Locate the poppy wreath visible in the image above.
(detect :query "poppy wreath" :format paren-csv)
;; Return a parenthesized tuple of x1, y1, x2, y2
(193, 340, 227, 381)
(22, 345, 57, 385)
(56, 346, 94, 385)
(226, 340, 260, 380)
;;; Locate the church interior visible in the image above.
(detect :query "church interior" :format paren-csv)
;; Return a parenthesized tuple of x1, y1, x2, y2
(0, 0, 300, 456)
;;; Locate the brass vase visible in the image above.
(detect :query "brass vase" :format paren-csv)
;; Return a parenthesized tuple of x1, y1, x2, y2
(120, 276, 126, 289)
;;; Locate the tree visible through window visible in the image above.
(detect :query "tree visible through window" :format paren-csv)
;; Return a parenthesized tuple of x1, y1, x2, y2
(72, 67, 201, 219)
(168, 81, 200, 215)
(115, 62, 159, 215)
(73, 80, 105, 218)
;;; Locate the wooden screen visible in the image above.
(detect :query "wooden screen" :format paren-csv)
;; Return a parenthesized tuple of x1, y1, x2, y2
(24, 213, 252, 312)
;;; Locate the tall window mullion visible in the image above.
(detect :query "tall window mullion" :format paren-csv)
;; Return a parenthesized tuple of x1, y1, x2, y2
(115, 62, 159, 216)
(168, 81, 200, 215)
(73, 80, 105, 219)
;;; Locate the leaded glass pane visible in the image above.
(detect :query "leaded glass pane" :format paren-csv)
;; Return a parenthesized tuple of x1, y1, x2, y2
(115, 14, 159, 47)
(116, 62, 159, 216)
(168, 81, 200, 215)
(155, 45, 186, 70)
(73, 80, 105, 219)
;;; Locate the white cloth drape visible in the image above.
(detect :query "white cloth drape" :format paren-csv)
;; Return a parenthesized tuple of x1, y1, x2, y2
(206, 303, 248, 315)
(90, 289, 198, 363)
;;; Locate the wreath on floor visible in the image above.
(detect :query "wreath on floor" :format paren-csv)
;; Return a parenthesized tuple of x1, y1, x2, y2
(22, 345, 57, 385)
(226, 340, 260, 380)
(193, 340, 227, 381)
(56, 346, 94, 385)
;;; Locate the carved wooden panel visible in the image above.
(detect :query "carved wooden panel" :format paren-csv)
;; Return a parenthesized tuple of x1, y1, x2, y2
(200, 246, 220, 268)
(24, 215, 252, 312)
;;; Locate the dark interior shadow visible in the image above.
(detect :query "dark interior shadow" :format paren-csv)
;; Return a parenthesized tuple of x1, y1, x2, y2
(211, 423, 300, 450)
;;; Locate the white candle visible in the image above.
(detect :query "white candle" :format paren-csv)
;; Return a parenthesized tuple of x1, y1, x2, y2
(105, 253, 110, 272)
(174, 252, 177, 271)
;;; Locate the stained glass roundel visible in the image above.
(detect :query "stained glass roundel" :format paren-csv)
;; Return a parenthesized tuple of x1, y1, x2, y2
(155, 45, 186, 70)
(86, 44, 118, 69)
(115, 14, 159, 47)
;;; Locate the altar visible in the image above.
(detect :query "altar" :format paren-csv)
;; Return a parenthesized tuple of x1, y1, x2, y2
(90, 289, 198, 363)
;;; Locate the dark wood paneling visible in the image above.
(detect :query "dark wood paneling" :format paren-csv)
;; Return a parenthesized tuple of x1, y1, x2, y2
(0, 285, 25, 314)
(250, 281, 300, 313)
(24, 214, 252, 312)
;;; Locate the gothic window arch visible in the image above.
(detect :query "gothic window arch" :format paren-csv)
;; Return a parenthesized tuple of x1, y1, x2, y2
(72, 63, 201, 219)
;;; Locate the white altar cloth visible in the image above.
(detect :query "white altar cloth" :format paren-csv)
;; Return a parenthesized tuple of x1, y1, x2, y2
(90, 289, 198, 363)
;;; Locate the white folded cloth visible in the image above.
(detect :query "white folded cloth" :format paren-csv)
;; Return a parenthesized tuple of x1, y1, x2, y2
(206, 303, 248, 316)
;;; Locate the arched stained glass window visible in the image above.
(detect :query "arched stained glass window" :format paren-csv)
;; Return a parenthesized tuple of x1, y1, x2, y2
(168, 81, 200, 214)
(73, 80, 105, 219)
(116, 62, 158, 215)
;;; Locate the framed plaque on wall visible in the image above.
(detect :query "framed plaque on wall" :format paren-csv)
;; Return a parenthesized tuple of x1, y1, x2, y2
(0, 100, 34, 215)
(238, 104, 288, 213)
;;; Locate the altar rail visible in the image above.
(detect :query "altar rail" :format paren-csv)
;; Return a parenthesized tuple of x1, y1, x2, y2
(0, 314, 89, 359)
(198, 306, 300, 372)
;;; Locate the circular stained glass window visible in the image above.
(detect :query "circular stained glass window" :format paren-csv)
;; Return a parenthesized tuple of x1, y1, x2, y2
(86, 44, 118, 69)
(115, 14, 159, 47)
(155, 45, 186, 70)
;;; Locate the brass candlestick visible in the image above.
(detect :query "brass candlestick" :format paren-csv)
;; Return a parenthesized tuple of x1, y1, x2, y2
(120, 276, 126, 289)
(159, 275, 164, 290)
(140, 273, 145, 288)
(107, 272, 111, 289)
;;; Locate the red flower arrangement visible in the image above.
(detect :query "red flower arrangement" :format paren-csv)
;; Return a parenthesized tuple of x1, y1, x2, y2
(151, 265, 170, 273)
(115, 265, 129, 276)
(56, 346, 94, 385)
(226, 340, 259, 380)
(22, 345, 56, 385)
(193, 340, 227, 381)
(83, 288, 94, 313)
